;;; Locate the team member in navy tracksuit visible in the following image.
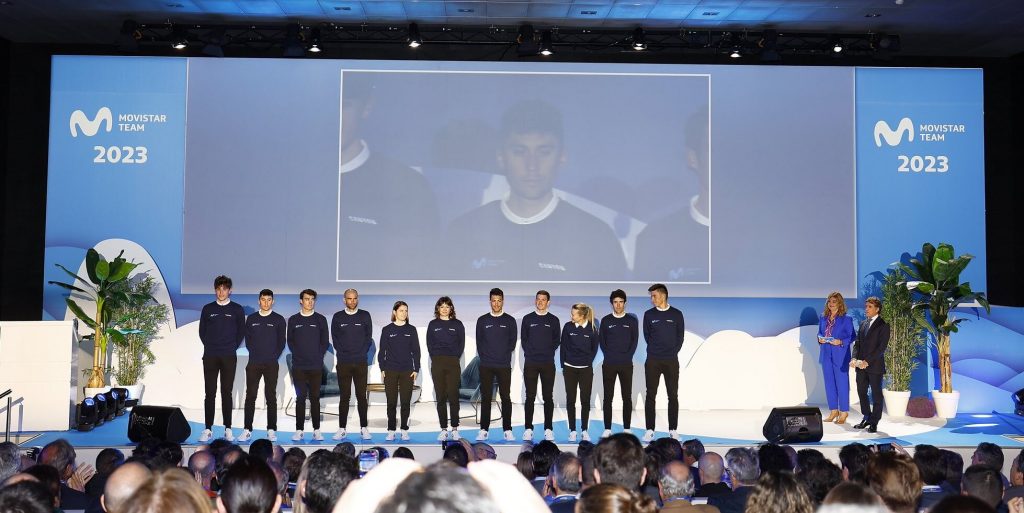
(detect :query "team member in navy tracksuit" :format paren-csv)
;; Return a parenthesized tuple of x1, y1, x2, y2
(427, 296, 465, 441)
(198, 275, 245, 443)
(475, 288, 518, 441)
(599, 289, 639, 438)
(561, 303, 600, 443)
(287, 289, 329, 441)
(520, 290, 561, 442)
(379, 300, 421, 442)
(240, 288, 286, 442)
(331, 288, 374, 441)
(642, 283, 685, 442)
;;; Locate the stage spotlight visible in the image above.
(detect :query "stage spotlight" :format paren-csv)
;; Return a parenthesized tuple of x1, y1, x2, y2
(539, 30, 553, 56)
(171, 26, 189, 50)
(407, 23, 422, 48)
(631, 27, 647, 50)
(101, 391, 117, 421)
(1014, 388, 1024, 416)
(107, 389, 127, 416)
(831, 37, 844, 53)
(76, 398, 97, 432)
(93, 394, 108, 426)
(309, 27, 322, 52)
(283, 23, 305, 57)
(730, 47, 742, 58)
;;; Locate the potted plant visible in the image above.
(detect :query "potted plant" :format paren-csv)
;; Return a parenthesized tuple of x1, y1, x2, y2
(48, 249, 151, 389)
(900, 242, 990, 418)
(880, 269, 926, 417)
(108, 273, 170, 404)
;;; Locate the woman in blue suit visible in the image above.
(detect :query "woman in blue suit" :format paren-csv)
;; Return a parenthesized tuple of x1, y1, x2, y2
(818, 291, 854, 424)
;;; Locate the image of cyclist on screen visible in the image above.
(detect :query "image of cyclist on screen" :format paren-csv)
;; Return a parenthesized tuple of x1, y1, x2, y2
(445, 99, 627, 281)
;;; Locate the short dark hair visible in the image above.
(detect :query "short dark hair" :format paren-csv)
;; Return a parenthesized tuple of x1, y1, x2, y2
(536, 290, 551, 300)
(931, 495, 997, 513)
(301, 452, 358, 513)
(839, 443, 872, 485)
(489, 288, 503, 299)
(332, 442, 356, 458)
(220, 455, 279, 513)
(377, 461, 499, 513)
(973, 442, 1004, 471)
(152, 441, 183, 470)
(648, 283, 668, 296)
(214, 275, 232, 289)
(24, 464, 61, 503)
(259, 288, 274, 298)
(249, 439, 274, 463)
(796, 448, 825, 472)
(95, 448, 125, 475)
(499, 99, 563, 144)
(300, 288, 317, 299)
(532, 440, 561, 477)
(442, 444, 469, 468)
(433, 296, 456, 320)
(393, 447, 415, 460)
(282, 448, 307, 482)
(758, 443, 793, 474)
(553, 453, 582, 494)
(913, 444, 947, 485)
(0, 481, 53, 513)
(942, 449, 964, 491)
(593, 433, 646, 490)
(610, 289, 627, 304)
(961, 465, 1003, 508)
(797, 459, 843, 506)
(682, 439, 705, 461)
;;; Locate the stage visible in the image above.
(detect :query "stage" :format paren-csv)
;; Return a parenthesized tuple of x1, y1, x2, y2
(15, 404, 1024, 471)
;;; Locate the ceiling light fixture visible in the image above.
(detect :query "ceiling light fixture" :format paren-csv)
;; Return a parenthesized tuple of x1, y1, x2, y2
(408, 23, 422, 48)
(539, 30, 553, 56)
(631, 27, 647, 50)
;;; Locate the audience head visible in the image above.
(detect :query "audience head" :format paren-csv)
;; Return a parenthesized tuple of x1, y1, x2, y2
(579, 442, 598, 487)
(532, 440, 561, 477)
(822, 481, 884, 506)
(271, 444, 285, 465)
(593, 434, 647, 490)
(551, 452, 582, 495)
(961, 464, 1003, 508)
(940, 449, 964, 492)
(725, 447, 760, 488)
(839, 443, 872, 485)
(473, 443, 496, 461)
(101, 462, 153, 513)
(866, 452, 922, 513)
(266, 462, 289, 507)
(96, 448, 125, 475)
(576, 483, 657, 513)
(795, 448, 825, 472)
(682, 439, 705, 465)
(132, 437, 161, 460)
(249, 439, 274, 463)
(332, 442, 356, 458)
(152, 441, 184, 470)
(797, 458, 843, 506)
(516, 451, 535, 480)
(0, 481, 53, 513)
(122, 467, 213, 513)
(442, 443, 470, 468)
(912, 444, 947, 485)
(37, 438, 76, 480)
(931, 495, 997, 513)
(22, 465, 59, 508)
(972, 442, 1004, 472)
(282, 448, 306, 483)
(188, 450, 216, 489)
(393, 447, 415, 460)
(746, 471, 814, 513)
(297, 450, 358, 513)
(0, 441, 22, 483)
(376, 461, 500, 513)
(698, 451, 725, 484)
(657, 461, 695, 501)
(218, 454, 281, 513)
(758, 443, 793, 474)
(1012, 448, 1024, 487)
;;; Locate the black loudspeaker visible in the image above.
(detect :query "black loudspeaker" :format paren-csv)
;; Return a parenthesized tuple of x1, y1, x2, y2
(762, 406, 824, 444)
(128, 406, 192, 443)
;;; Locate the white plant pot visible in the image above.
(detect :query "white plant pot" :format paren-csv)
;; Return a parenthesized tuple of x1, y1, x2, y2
(931, 390, 960, 419)
(882, 389, 911, 418)
(119, 384, 145, 404)
(84, 386, 111, 398)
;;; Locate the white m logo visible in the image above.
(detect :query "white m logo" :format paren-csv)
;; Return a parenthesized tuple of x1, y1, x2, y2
(874, 117, 914, 147)
(69, 107, 113, 137)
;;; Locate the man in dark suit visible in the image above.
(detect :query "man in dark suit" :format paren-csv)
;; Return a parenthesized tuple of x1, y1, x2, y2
(852, 296, 890, 433)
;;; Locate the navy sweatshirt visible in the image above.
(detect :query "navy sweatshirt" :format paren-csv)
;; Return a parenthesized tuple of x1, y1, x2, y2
(600, 313, 639, 365)
(426, 318, 465, 358)
(521, 312, 561, 364)
(643, 306, 685, 360)
(379, 323, 421, 372)
(476, 312, 517, 368)
(331, 309, 374, 365)
(560, 321, 600, 368)
(287, 312, 329, 370)
(244, 311, 287, 364)
(199, 301, 245, 357)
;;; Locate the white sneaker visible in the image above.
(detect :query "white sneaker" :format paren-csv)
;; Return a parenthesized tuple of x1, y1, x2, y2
(292, 431, 304, 441)
(522, 428, 534, 441)
(401, 430, 410, 441)
(267, 430, 277, 442)
(669, 429, 679, 440)
(544, 429, 554, 441)
(503, 430, 515, 441)
(333, 428, 347, 440)
(237, 429, 252, 442)
(568, 431, 578, 442)
(642, 429, 655, 442)
(198, 429, 213, 442)
(581, 431, 591, 442)
(601, 429, 612, 439)
(313, 430, 324, 441)
(361, 427, 372, 440)
(475, 430, 488, 441)
(224, 428, 234, 442)
(451, 429, 461, 441)
(386, 430, 396, 441)
(437, 430, 449, 442)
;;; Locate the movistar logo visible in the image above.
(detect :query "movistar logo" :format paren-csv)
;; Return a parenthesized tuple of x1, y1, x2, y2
(69, 107, 113, 137)
(874, 117, 914, 147)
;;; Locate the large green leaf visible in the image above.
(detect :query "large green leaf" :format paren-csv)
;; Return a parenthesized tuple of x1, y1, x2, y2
(107, 260, 140, 283)
(920, 243, 937, 282)
(913, 282, 934, 294)
(48, 281, 88, 294)
(54, 264, 96, 292)
(95, 258, 110, 281)
(934, 243, 954, 264)
(65, 298, 98, 329)
(85, 249, 101, 285)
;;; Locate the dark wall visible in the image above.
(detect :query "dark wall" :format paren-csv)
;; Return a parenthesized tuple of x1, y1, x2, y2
(1, 42, 1021, 319)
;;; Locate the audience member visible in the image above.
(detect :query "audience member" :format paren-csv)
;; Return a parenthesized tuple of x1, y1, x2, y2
(121, 467, 214, 513)
(576, 483, 657, 513)
(86, 448, 125, 498)
(38, 438, 93, 509)
(250, 439, 275, 463)
(941, 449, 964, 493)
(547, 453, 583, 513)
(593, 434, 647, 491)
(866, 452, 922, 513)
(931, 495, 997, 513)
(22, 464, 61, 509)
(1007, 449, 1024, 501)
(152, 441, 184, 470)
(839, 443, 872, 485)
(757, 444, 792, 475)
(708, 447, 759, 513)
(913, 444, 955, 510)
(962, 464, 1004, 510)
(271, 444, 286, 465)
(782, 446, 798, 472)
(682, 439, 705, 489)
(188, 450, 217, 497)
(974, 442, 1009, 487)
(296, 450, 358, 513)
(0, 441, 23, 484)
(376, 461, 500, 513)
(533, 440, 562, 491)
(0, 480, 53, 513)
(657, 461, 720, 513)
(131, 437, 161, 460)
(393, 447, 415, 460)
(796, 458, 842, 507)
(100, 462, 152, 513)
(745, 471, 813, 513)
(821, 481, 884, 506)
(443, 443, 470, 468)
(579, 441, 598, 488)
(474, 442, 497, 461)
(695, 452, 730, 499)
(282, 447, 307, 496)
(517, 451, 536, 481)
(218, 454, 281, 513)
(267, 461, 291, 509)
(795, 449, 825, 472)
(332, 442, 356, 458)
